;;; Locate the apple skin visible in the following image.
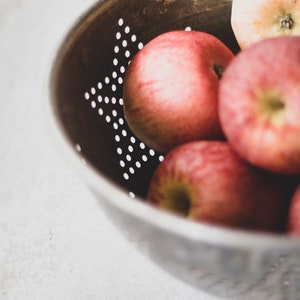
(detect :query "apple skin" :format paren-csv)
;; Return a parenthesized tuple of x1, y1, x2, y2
(147, 141, 289, 232)
(219, 36, 300, 175)
(287, 183, 300, 236)
(122, 30, 234, 154)
(231, 0, 300, 49)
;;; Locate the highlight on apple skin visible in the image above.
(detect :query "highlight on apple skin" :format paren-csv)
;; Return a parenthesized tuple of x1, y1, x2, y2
(147, 140, 289, 232)
(231, 0, 300, 49)
(122, 30, 234, 154)
(219, 36, 300, 175)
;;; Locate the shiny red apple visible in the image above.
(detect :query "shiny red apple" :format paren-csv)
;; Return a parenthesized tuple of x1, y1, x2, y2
(122, 30, 234, 154)
(219, 36, 300, 174)
(147, 141, 288, 232)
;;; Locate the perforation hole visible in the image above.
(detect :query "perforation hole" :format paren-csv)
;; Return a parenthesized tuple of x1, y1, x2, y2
(112, 71, 118, 79)
(113, 58, 118, 66)
(114, 46, 120, 53)
(122, 129, 127, 137)
(118, 18, 124, 26)
(125, 50, 131, 58)
(116, 32, 121, 40)
(129, 192, 135, 198)
(124, 26, 130, 34)
(120, 66, 126, 73)
(131, 34, 137, 42)
(119, 117, 124, 125)
(149, 149, 155, 156)
(91, 101, 96, 109)
(128, 145, 134, 153)
(117, 147, 122, 155)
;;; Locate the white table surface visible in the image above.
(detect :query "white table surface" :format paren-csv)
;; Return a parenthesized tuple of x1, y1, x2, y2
(0, 0, 222, 299)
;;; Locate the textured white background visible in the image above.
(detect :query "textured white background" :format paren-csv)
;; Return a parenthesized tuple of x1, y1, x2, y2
(0, 0, 222, 299)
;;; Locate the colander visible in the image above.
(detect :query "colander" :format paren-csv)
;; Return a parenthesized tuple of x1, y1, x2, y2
(48, 0, 300, 299)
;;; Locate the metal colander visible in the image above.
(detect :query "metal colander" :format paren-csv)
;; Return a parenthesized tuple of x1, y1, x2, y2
(48, 0, 300, 299)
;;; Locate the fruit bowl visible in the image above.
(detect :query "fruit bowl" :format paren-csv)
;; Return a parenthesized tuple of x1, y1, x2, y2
(48, 0, 300, 298)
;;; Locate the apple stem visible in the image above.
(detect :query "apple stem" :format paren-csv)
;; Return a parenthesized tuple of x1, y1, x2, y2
(280, 14, 294, 30)
(270, 99, 285, 111)
(213, 64, 224, 79)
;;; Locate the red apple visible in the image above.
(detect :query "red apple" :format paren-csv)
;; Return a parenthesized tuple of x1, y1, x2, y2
(219, 36, 300, 174)
(287, 184, 300, 236)
(147, 140, 288, 232)
(231, 0, 300, 49)
(122, 30, 234, 154)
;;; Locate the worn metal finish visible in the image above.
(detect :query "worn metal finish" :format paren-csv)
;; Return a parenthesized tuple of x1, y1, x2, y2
(49, 1, 300, 299)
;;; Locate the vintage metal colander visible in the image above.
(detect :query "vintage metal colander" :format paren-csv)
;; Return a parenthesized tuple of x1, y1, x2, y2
(48, 0, 300, 299)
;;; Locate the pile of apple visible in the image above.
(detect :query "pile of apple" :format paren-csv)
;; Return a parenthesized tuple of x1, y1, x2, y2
(122, 0, 300, 235)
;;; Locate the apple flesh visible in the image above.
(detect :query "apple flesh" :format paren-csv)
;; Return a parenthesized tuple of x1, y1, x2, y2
(231, 0, 300, 49)
(219, 36, 300, 174)
(147, 141, 288, 232)
(122, 30, 234, 154)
